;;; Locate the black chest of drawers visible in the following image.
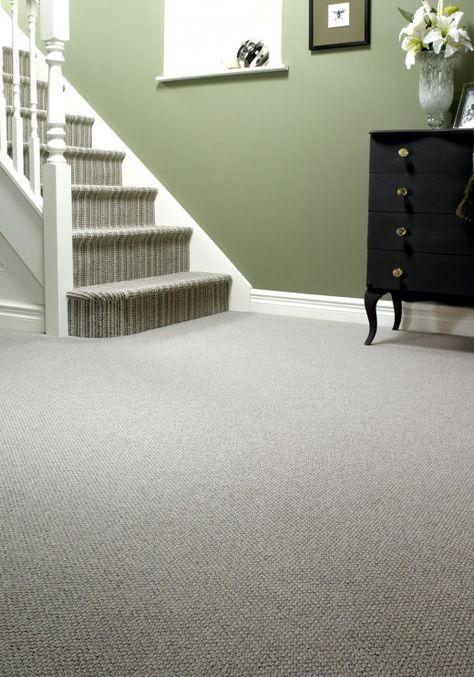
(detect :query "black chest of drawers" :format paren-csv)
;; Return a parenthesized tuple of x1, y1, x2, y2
(364, 129, 474, 345)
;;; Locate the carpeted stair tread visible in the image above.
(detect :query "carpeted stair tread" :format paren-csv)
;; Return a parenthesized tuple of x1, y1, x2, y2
(72, 185, 158, 196)
(68, 272, 231, 337)
(5, 105, 94, 124)
(22, 144, 126, 185)
(72, 185, 159, 227)
(72, 225, 192, 239)
(3, 72, 47, 108)
(69, 271, 231, 300)
(2, 72, 46, 87)
(5, 106, 94, 147)
(46, 145, 125, 160)
(11, 141, 125, 160)
(8, 143, 124, 185)
(2, 46, 31, 76)
(72, 226, 193, 286)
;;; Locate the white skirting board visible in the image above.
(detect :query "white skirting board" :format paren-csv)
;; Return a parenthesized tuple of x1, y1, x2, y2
(250, 289, 474, 338)
(3, 291, 474, 338)
(0, 301, 45, 333)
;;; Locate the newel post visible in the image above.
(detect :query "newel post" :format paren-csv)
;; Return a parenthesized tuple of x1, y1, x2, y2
(40, 0, 72, 337)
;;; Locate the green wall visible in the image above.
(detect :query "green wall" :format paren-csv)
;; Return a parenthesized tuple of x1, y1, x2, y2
(6, 0, 474, 297)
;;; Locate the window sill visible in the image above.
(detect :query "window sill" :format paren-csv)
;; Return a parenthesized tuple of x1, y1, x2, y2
(156, 65, 289, 84)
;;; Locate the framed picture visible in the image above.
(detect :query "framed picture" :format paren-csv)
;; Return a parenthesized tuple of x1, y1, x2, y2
(309, 0, 370, 51)
(453, 82, 474, 129)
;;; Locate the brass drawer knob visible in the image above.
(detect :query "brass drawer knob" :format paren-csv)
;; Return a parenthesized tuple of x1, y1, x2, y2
(392, 268, 404, 279)
(397, 187, 408, 198)
(396, 227, 408, 237)
(398, 147, 410, 158)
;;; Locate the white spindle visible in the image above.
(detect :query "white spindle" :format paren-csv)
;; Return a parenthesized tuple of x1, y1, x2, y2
(41, 0, 72, 336)
(0, 28, 7, 154)
(27, 0, 40, 195)
(11, 0, 24, 175)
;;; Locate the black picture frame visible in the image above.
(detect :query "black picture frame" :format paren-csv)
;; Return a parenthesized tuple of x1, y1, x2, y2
(309, 0, 371, 51)
(453, 82, 474, 129)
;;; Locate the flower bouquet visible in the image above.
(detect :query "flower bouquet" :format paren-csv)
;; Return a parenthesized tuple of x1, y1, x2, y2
(399, 1, 473, 69)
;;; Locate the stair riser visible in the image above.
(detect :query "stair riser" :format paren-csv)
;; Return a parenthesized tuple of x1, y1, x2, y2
(3, 48, 30, 78)
(73, 237, 190, 286)
(73, 195, 156, 228)
(68, 281, 230, 338)
(21, 149, 123, 186)
(3, 77, 47, 110)
(6, 110, 93, 147)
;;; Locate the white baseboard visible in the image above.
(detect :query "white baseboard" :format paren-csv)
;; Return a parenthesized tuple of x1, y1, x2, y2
(0, 301, 45, 333)
(250, 289, 474, 338)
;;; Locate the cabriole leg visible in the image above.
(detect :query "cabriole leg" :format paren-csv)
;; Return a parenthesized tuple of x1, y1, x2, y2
(364, 290, 384, 345)
(391, 292, 402, 331)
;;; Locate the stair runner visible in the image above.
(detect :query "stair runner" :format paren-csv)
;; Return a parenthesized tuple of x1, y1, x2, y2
(2, 48, 231, 337)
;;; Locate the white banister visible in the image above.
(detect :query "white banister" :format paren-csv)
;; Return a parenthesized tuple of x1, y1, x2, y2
(11, 0, 24, 175)
(0, 28, 7, 154)
(40, 0, 72, 336)
(27, 0, 40, 195)
(0, 0, 73, 336)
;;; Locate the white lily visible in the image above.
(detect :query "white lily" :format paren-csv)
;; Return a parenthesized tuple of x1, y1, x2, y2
(399, 6, 431, 68)
(424, 10, 473, 56)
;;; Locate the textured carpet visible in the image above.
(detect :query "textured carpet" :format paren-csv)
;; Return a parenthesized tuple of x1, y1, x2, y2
(0, 314, 473, 677)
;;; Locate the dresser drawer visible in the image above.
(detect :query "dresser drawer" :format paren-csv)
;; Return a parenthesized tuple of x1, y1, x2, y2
(368, 212, 474, 256)
(370, 131, 473, 174)
(368, 173, 469, 213)
(367, 250, 474, 296)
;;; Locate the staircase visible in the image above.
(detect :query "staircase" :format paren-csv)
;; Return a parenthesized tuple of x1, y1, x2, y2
(1, 40, 231, 338)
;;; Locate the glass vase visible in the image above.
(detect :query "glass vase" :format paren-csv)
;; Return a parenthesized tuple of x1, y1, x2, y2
(417, 51, 457, 129)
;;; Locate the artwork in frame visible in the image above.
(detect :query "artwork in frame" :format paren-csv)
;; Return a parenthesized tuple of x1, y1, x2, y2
(453, 82, 474, 129)
(309, 0, 370, 51)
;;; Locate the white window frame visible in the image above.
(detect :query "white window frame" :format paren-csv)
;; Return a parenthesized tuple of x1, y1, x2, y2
(156, 0, 288, 83)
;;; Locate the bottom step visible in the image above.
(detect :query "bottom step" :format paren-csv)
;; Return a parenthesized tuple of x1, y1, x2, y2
(67, 271, 231, 338)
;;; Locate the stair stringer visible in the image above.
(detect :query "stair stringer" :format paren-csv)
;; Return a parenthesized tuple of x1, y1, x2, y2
(0, 155, 43, 285)
(0, 228, 44, 332)
(0, 159, 44, 331)
(62, 81, 251, 312)
(0, 154, 45, 332)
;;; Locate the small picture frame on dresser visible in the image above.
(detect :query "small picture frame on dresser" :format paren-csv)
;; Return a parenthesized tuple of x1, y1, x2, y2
(453, 82, 474, 128)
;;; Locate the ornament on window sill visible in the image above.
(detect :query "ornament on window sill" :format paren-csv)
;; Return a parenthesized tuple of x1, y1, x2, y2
(236, 40, 270, 68)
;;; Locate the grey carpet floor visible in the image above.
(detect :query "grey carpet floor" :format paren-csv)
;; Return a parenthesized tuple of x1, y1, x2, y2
(0, 313, 473, 677)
